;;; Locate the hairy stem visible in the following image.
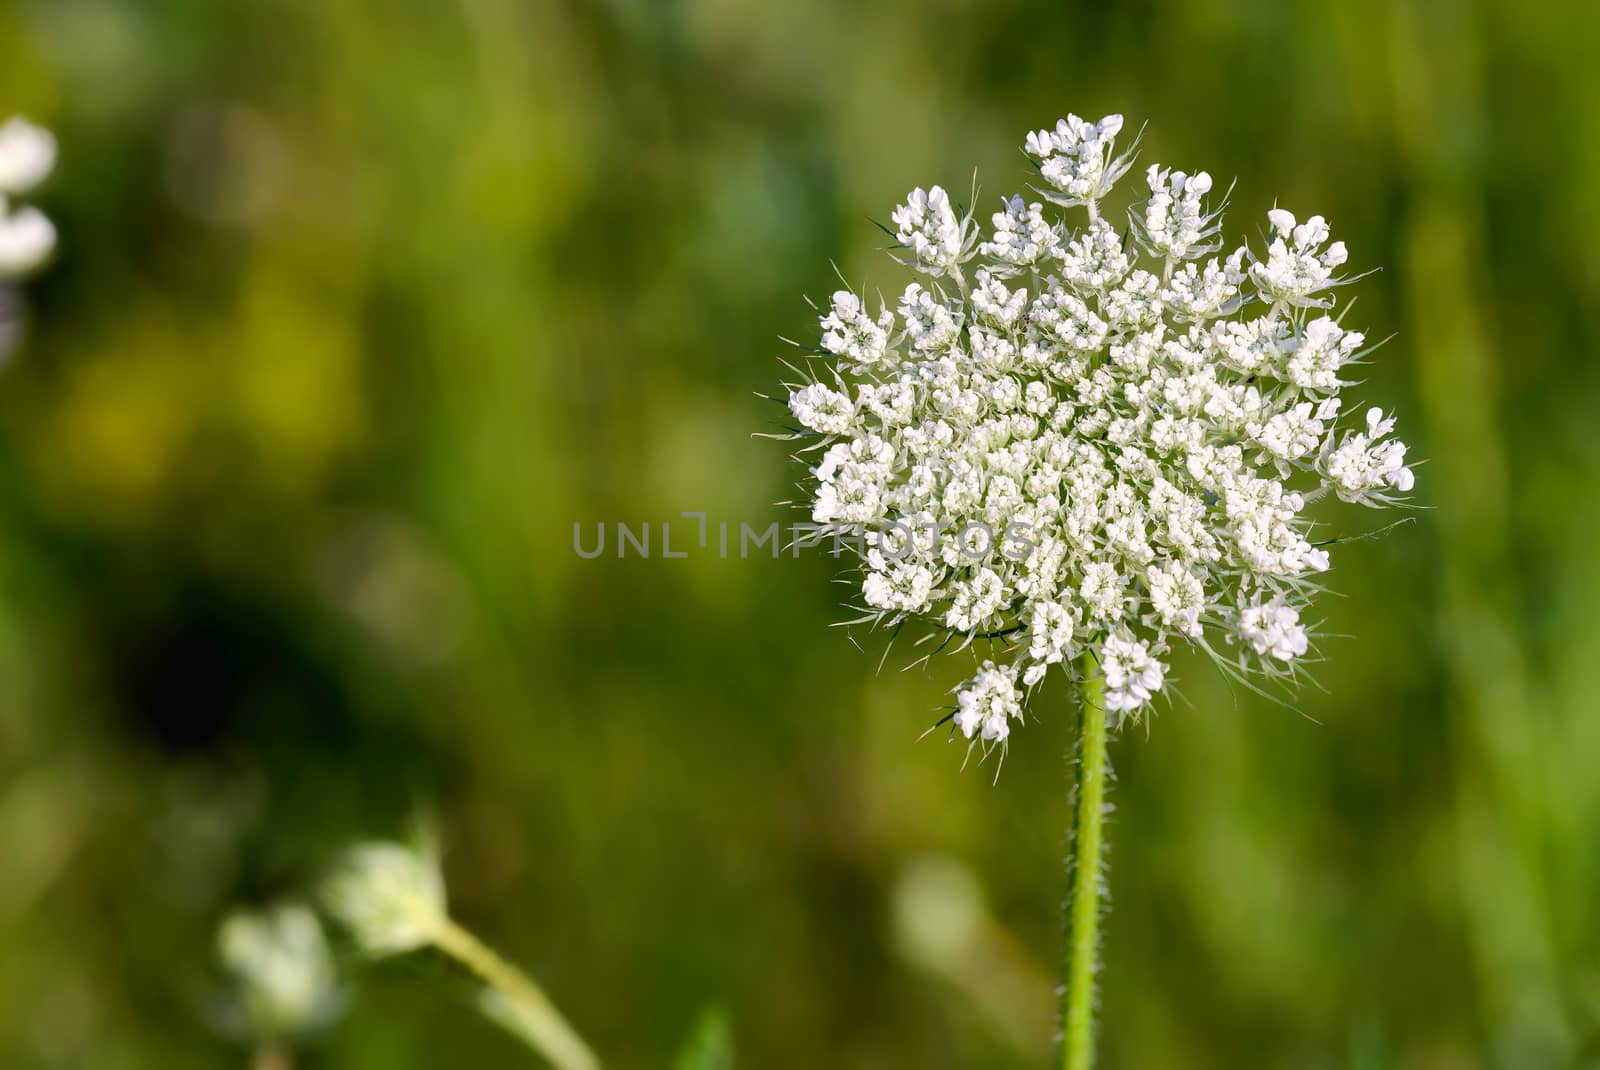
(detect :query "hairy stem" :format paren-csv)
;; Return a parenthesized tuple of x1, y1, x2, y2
(432, 917, 601, 1070)
(1061, 654, 1108, 1070)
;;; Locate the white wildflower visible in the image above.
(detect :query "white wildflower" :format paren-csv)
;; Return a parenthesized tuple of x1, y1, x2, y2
(863, 548, 936, 615)
(819, 289, 894, 367)
(1025, 113, 1134, 207)
(1023, 600, 1078, 685)
(1250, 208, 1348, 308)
(1079, 560, 1130, 624)
(946, 567, 1007, 632)
(971, 268, 1028, 327)
(1100, 634, 1167, 714)
(1138, 165, 1218, 261)
(788, 382, 855, 436)
(0, 199, 55, 276)
(954, 660, 1023, 742)
(1239, 599, 1310, 662)
(1322, 406, 1415, 501)
(217, 904, 343, 1040)
(891, 185, 972, 276)
(321, 840, 448, 956)
(1285, 316, 1362, 392)
(1146, 560, 1205, 637)
(899, 282, 962, 351)
(780, 112, 1415, 746)
(1057, 219, 1131, 290)
(0, 117, 56, 195)
(979, 194, 1058, 269)
(0, 116, 56, 279)
(1163, 252, 1244, 319)
(1251, 397, 1339, 470)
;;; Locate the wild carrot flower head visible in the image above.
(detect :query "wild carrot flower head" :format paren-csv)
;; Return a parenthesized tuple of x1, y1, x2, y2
(0, 116, 57, 277)
(781, 112, 1414, 751)
(321, 838, 448, 955)
(216, 903, 343, 1039)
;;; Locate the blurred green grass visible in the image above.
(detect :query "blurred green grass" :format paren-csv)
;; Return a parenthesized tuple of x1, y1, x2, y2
(1, 0, 1599, 1066)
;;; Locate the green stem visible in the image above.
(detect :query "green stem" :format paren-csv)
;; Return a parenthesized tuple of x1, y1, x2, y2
(1061, 653, 1108, 1070)
(432, 917, 601, 1070)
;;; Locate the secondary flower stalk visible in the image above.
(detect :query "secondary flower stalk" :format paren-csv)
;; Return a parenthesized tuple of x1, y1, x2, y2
(321, 838, 600, 1070)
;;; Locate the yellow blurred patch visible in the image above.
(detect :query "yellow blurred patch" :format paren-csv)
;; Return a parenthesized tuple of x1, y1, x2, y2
(227, 264, 366, 493)
(45, 312, 199, 520)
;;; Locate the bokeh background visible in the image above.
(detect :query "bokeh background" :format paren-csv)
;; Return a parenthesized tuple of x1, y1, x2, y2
(2, 0, 1598, 1067)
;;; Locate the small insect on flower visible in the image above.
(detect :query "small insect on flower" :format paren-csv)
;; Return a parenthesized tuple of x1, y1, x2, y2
(318, 829, 604, 1070)
(778, 111, 1415, 756)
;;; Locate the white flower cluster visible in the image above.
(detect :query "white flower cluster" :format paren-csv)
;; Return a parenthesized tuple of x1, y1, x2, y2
(0, 117, 57, 277)
(784, 112, 1415, 748)
(321, 839, 448, 955)
(217, 903, 343, 1039)
(1024, 114, 1135, 207)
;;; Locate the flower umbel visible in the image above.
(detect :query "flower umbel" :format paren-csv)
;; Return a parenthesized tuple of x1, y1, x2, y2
(216, 903, 343, 1042)
(781, 111, 1415, 747)
(320, 834, 601, 1070)
(321, 839, 448, 955)
(0, 116, 57, 278)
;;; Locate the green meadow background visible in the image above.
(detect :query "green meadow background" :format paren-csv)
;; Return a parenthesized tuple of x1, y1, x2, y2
(2, 0, 1598, 1067)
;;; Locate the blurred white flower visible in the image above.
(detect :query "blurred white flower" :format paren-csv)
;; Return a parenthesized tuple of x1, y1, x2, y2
(780, 111, 1416, 746)
(216, 903, 343, 1040)
(1238, 599, 1310, 662)
(892, 855, 1057, 1056)
(0, 117, 56, 195)
(0, 117, 57, 280)
(321, 839, 448, 955)
(319, 830, 602, 1070)
(0, 199, 56, 276)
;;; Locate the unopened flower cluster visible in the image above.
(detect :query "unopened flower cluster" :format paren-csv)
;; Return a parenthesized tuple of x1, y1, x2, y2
(0, 117, 56, 277)
(785, 113, 1414, 746)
